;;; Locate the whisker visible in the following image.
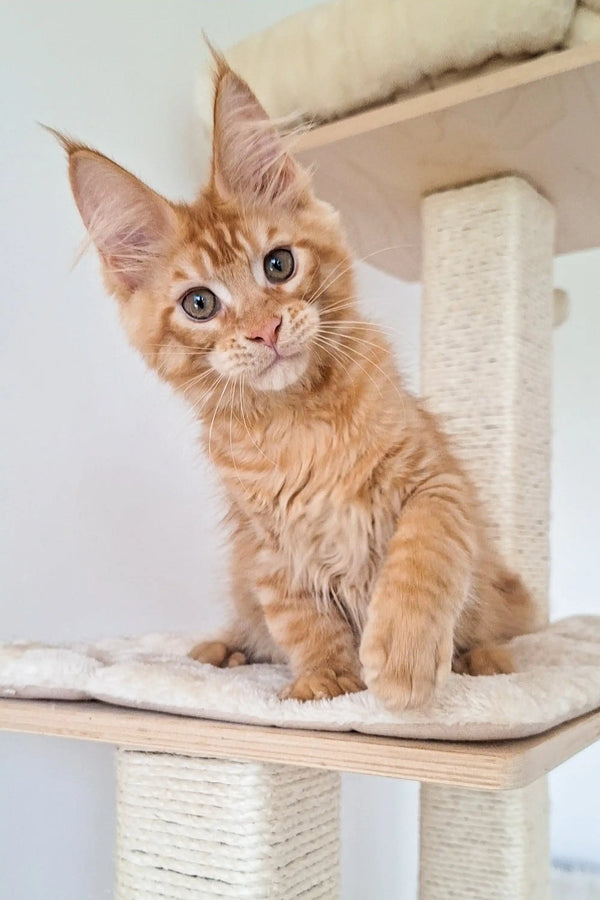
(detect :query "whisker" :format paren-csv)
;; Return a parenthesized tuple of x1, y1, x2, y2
(187, 374, 224, 421)
(207, 376, 232, 460)
(237, 376, 278, 468)
(317, 296, 358, 315)
(332, 333, 409, 417)
(320, 323, 417, 377)
(315, 330, 408, 419)
(319, 326, 394, 354)
(306, 243, 413, 307)
(178, 368, 215, 393)
(227, 380, 247, 493)
(320, 320, 405, 342)
(312, 334, 384, 400)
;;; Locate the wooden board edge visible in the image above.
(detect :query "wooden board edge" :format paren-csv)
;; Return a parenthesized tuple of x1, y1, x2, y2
(293, 42, 600, 153)
(518, 706, 600, 786)
(0, 699, 598, 790)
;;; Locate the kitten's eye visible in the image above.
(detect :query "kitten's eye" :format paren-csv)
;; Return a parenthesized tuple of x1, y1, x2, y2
(263, 248, 295, 283)
(180, 288, 219, 321)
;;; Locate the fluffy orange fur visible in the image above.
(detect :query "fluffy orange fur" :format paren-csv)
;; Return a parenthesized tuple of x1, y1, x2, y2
(61, 59, 536, 710)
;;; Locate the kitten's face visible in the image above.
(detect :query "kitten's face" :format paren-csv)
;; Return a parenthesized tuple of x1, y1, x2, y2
(125, 193, 346, 395)
(63, 57, 353, 404)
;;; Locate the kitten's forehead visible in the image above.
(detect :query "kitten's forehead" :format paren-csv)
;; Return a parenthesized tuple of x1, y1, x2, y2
(181, 197, 271, 274)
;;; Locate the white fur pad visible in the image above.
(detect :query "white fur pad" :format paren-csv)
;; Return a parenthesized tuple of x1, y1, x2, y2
(1, 616, 599, 741)
(198, 0, 577, 126)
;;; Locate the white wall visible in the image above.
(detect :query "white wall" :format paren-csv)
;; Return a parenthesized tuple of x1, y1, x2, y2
(550, 250, 600, 867)
(0, 3, 597, 898)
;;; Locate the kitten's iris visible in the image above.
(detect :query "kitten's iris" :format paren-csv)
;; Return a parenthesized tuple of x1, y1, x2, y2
(264, 248, 295, 283)
(181, 288, 219, 321)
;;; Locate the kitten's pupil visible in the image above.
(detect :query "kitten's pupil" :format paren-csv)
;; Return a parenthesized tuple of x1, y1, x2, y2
(181, 287, 218, 321)
(264, 248, 294, 283)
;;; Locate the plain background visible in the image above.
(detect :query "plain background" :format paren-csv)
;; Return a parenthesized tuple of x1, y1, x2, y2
(0, 2, 598, 898)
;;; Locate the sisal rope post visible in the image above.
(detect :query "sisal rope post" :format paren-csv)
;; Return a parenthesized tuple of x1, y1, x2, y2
(115, 751, 340, 899)
(419, 176, 554, 899)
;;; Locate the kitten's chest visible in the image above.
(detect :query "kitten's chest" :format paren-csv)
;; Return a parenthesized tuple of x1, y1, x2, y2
(228, 427, 400, 610)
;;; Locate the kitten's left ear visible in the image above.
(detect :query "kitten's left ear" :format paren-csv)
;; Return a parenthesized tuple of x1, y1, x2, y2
(211, 60, 310, 207)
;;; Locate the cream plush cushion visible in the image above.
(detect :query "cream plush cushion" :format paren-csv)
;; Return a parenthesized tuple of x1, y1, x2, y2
(1, 615, 599, 741)
(566, 3, 600, 45)
(198, 0, 576, 126)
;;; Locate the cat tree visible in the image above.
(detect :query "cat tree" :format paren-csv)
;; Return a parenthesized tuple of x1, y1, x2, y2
(2, 37, 600, 900)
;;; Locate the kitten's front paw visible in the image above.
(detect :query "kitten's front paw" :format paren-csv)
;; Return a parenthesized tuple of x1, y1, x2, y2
(279, 668, 365, 702)
(359, 609, 453, 711)
(189, 640, 247, 668)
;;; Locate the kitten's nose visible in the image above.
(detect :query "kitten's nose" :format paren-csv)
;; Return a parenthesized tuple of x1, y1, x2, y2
(247, 316, 282, 349)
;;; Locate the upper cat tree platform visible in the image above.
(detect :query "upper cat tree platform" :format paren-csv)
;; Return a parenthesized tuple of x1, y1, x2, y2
(293, 42, 600, 280)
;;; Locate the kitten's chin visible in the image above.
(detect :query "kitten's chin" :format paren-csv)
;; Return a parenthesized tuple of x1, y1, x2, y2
(252, 350, 309, 392)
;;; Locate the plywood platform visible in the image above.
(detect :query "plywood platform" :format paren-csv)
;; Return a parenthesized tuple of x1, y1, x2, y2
(0, 700, 598, 791)
(294, 42, 600, 281)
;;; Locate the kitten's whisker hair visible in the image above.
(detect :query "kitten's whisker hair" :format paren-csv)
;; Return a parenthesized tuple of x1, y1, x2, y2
(207, 376, 233, 461)
(227, 381, 247, 493)
(145, 342, 209, 352)
(317, 296, 357, 314)
(320, 320, 406, 341)
(237, 376, 278, 468)
(319, 298, 408, 324)
(313, 336, 384, 404)
(178, 368, 215, 394)
(306, 242, 413, 307)
(305, 258, 354, 307)
(319, 305, 412, 344)
(187, 374, 225, 420)
(331, 330, 409, 412)
(312, 334, 384, 401)
(319, 325, 396, 353)
(319, 326, 415, 385)
(316, 329, 408, 419)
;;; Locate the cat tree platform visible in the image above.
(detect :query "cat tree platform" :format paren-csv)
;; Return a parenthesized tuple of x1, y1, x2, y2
(293, 41, 600, 282)
(5, 38, 600, 900)
(1, 701, 600, 792)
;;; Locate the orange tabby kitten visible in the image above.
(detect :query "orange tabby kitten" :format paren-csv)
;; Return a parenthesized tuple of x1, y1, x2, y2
(59, 58, 535, 710)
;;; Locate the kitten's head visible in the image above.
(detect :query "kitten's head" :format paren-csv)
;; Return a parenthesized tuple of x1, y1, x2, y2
(62, 58, 355, 405)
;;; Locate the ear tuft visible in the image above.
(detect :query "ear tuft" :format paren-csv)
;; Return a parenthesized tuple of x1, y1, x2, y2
(50, 131, 177, 293)
(210, 60, 309, 207)
(40, 124, 86, 157)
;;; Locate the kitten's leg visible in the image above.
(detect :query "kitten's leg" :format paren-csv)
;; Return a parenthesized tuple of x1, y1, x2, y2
(360, 477, 474, 710)
(257, 574, 364, 701)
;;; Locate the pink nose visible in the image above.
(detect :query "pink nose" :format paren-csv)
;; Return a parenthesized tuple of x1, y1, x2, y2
(247, 316, 282, 349)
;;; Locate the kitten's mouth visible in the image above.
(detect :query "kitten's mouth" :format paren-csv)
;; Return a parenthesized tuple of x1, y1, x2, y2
(253, 347, 308, 391)
(260, 348, 300, 374)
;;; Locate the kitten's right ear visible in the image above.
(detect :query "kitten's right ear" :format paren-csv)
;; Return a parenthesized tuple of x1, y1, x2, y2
(48, 129, 178, 293)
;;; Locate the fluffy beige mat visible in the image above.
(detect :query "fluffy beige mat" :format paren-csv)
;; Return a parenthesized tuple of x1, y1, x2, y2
(1, 616, 599, 741)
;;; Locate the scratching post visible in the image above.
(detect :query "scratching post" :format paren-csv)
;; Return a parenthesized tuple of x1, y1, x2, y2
(419, 177, 554, 899)
(115, 752, 341, 899)
(420, 780, 550, 900)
